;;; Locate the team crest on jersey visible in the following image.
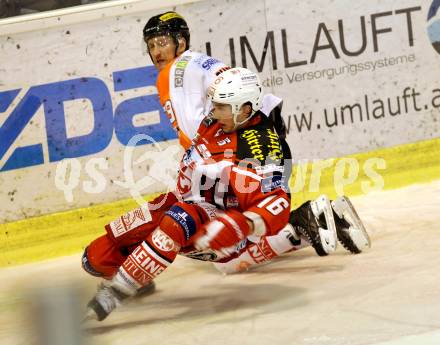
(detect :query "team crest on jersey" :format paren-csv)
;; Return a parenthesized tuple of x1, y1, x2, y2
(152, 229, 176, 252)
(109, 206, 152, 238)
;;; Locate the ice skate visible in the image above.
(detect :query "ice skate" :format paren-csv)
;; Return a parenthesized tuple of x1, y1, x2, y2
(331, 196, 371, 254)
(289, 195, 337, 256)
(134, 281, 156, 298)
(84, 282, 128, 321)
(84, 280, 156, 321)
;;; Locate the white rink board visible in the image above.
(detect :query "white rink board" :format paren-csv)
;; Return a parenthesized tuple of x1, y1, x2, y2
(190, 0, 440, 159)
(0, 0, 439, 221)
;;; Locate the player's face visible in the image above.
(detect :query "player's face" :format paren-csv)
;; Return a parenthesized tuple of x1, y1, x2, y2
(146, 35, 177, 71)
(210, 102, 241, 133)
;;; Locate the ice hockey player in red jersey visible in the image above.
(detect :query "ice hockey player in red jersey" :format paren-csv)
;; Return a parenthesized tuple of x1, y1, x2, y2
(83, 67, 286, 320)
(83, 67, 370, 321)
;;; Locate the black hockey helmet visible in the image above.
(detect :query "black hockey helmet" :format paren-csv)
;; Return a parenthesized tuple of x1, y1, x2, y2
(143, 11, 190, 49)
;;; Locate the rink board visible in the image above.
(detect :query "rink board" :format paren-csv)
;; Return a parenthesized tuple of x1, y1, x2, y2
(0, 0, 439, 223)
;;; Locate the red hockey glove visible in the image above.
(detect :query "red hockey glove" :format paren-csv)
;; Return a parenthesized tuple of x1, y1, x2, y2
(194, 210, 251, 255)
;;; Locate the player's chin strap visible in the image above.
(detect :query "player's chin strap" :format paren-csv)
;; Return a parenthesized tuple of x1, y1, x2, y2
(232, 104, 256, 130)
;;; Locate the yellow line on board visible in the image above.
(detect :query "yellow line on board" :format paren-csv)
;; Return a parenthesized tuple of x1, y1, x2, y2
(289, 137, 440, 208)
(0, 137, 439, 267)
(0, 193, 162, 267)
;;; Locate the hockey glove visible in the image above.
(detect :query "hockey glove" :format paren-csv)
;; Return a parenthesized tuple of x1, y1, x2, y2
(194, 210, 251, 256)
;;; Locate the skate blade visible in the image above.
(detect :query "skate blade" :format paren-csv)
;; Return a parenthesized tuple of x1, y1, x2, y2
(332, 196, 371, 248)
(82, 308, 98, 323)
(314, 195, 338, 254)
(347, 226, 370, 249)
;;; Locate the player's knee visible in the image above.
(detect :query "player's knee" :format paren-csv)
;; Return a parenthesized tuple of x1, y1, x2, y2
(149, 192, 178, 209)
(159, 202, 203, 246)
(81, 247, 105, 278)
(82, 235, 126, 278)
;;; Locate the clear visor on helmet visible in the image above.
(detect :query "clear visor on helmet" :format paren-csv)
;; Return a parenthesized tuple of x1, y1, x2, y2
(141, 33, 175, 56)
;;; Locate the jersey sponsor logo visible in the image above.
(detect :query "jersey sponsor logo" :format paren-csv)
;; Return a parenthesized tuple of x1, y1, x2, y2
(261, 174, 285, 193)
(240, 129, 265, 161)
(201, 57, 221, 70)
(248, 238, 276, 264)
(177, 211, 188, 221)
(165, 205, 197, 240)
(123, 244, 168, 285)
(197, 143, 212, 159)
(255, 163, 284, 176)
(181, 144, 203, 168)
(238, 126, 283, 163)
(110, 205, 152, 238)
(181, 146, 199, 171)
(182, 146, 195, 166)
(152, 229, 176, 252)
(196, 202, 218, 220)
(236, 239, 247, 251)
(265, 128, 283, 160)
(163, 99, 177, 126)
(174, 56, 191, 87)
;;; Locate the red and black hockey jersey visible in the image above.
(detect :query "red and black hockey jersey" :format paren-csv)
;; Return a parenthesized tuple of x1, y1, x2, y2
(176, 113, 290, 236)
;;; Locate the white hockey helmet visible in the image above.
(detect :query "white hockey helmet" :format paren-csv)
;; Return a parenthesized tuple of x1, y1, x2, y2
(208, 67, 263, 126)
